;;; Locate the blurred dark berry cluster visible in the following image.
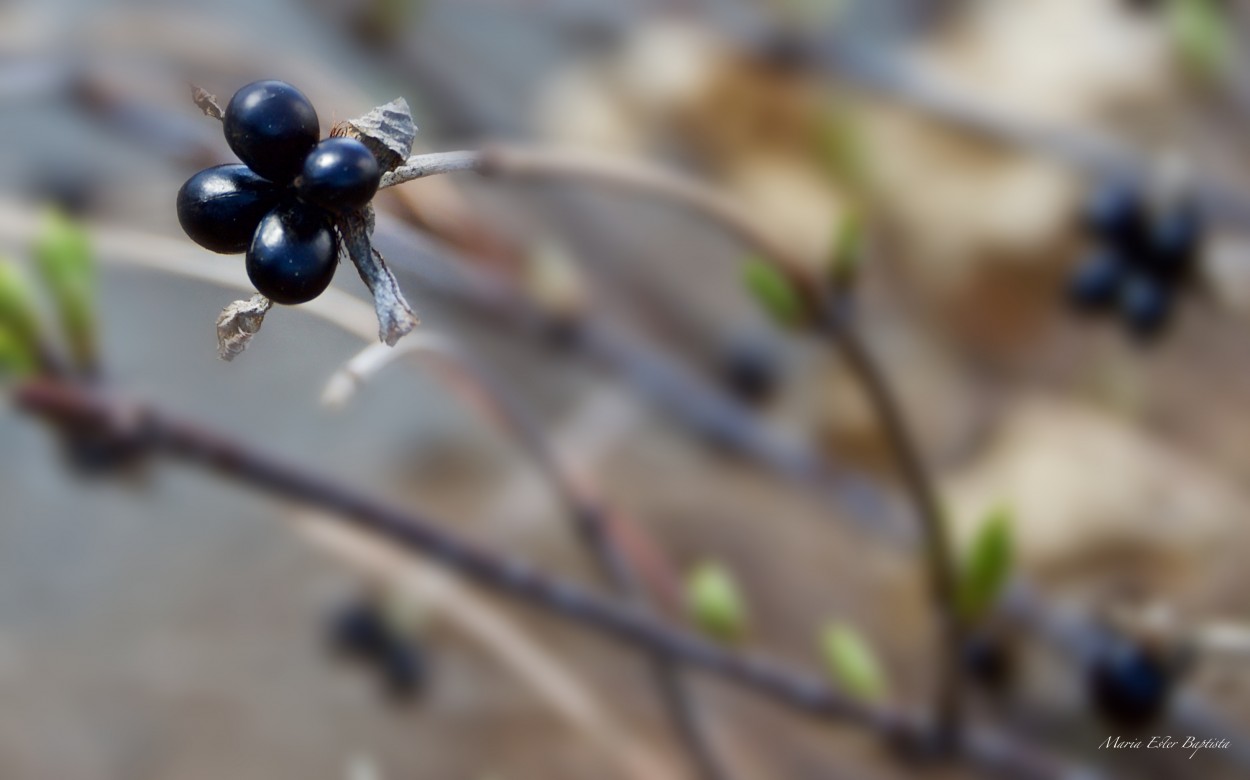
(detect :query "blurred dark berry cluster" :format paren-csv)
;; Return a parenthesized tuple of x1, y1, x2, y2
(1067, 180, 1203, 342)
(717, 331, 781, 407)
(176, 80, 381, 305)
(326, 595, 427, 703)
(962, 626, 1015, 693)
(1086, 631, 1181, 727)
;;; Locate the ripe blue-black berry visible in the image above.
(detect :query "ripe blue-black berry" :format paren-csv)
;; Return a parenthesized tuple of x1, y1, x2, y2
(327, 599, 426, 702)
(1088, 638, 1173, 727)
(1068, 249, 1126, 312)
(1146, 199, 1202, 283)
(1083, 180, 1147, 251)
(379, 642, 426, 701)
(329, 599, 391, 660)
(1119, 273, 1172, 341)
(176, 164, 281, 254)
(297, 137, 380, 212)
(246, 201, 338, 305)
(224, 80, 320, 184)
(718, 335, 780, 406)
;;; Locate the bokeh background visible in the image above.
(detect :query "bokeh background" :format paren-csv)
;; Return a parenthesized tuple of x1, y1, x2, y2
(1, 0, 1250, 777)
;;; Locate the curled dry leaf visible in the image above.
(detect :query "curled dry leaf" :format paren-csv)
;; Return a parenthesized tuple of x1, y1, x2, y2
(331, 97, 417, 173)
(189, 83, 224, 120)
(216, 293, 272, 361)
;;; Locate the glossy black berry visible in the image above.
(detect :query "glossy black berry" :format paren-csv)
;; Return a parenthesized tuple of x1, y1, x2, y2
(1083, 181, 1147, 251)
(246, 202, 338, 305)
(1119, 273, 1173, 341)
(224, 80, 320, 184)
(328, 600, 392, 661)
(1146, 199, 1202, 283)
(297, 137, 380, 212)
(380, 642, 427, 701)
(1067, 249, 1127, 312)
(1087, 639, 1173, 727)
(176, 164, 281, 254)
(326, 599, 427, 703)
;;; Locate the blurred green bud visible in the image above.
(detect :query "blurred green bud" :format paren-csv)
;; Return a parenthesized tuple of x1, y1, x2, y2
(816, 105, 867, 191)
(685, 561, 748, 643)
(828, 211, 864, 290)
(819, 622, 888, 702)
(779, 0, 849, 27)
(0, 325, 36, 379)
(33, 210, 96, 370)
(0, 259, 43, 356)
(525, 238, 587, 321)
(743, 258, 805, 328)
(1171, 0, 1232, 82)
(957, 505, 1015, 621)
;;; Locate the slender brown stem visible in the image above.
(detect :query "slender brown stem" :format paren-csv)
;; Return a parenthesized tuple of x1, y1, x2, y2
(571, 504, 732, 780)
(380, 146, 813, 284)
(383, 144, 965, 741)
(816, 296, 965, 746)
(13, 377, 1087, 780)
(407, 344, 732, 780)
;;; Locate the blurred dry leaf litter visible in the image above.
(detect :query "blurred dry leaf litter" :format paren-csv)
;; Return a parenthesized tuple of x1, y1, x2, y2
(535, 22, 848, 267)
(858, 0, 1177, 344)
(947, 398, 1246, 582)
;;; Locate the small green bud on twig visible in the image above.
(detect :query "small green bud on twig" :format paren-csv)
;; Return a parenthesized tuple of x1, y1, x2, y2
(0, 326, 36, 379)
(685, 561, 748, 642)
(1171, 0, 1233, 83)
(956, 505, 1015, 621)
(743, 257, 805, 328)
(828, 211, 864, 291)
(816, 105, 867, 192)
(0, 259, 44, 358)
(525, 239, 587, 322)
(33, 210, 97, 372)
(820, 622, 888, 702)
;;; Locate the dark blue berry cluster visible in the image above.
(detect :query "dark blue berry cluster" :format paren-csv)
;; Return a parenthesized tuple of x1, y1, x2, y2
(1086, 634, 1176, 727)
(176, 80, 381, 305)
(1067, 181, 1203, 341)
(718, 333, 780, 407)
(962, 627, 1014, 692)
(327, 597, 427, 702)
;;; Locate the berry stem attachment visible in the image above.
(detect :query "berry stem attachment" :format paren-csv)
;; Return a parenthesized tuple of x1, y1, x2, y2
(382, 146, 814, 286)
(339, 209, 419, 346)
(816, 295, 966, 748)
